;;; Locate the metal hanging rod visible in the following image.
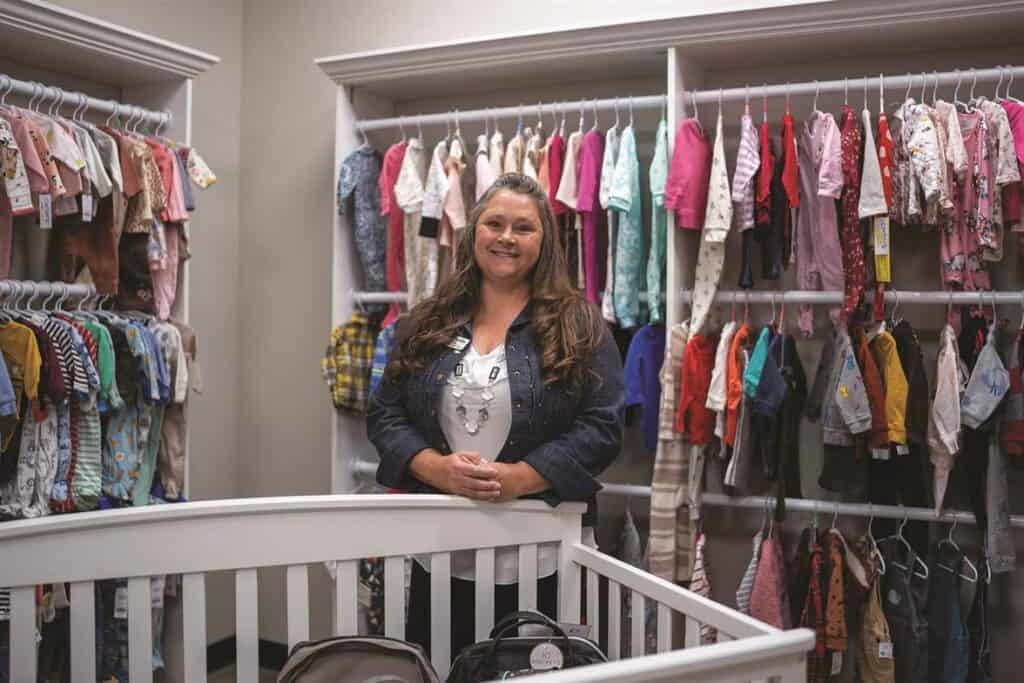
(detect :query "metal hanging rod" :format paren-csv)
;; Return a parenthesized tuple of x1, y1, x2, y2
(351, 291, 409, 304)
(681, 289, 1024, 306)
(0, 280, 94, 298)
(0, 73, 169, 126)
(352, 466, 1024, 528)
(354, 65, 1024, 133)
(352, 289, 1024, 306)
(685, 65, 1024, 105)
(356, 95, 667, 133)
(599, 484, 1024, 528)
(351, 290, 651, 304)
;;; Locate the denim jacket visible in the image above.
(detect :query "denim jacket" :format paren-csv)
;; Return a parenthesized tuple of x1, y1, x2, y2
(367, 305, 624, 522)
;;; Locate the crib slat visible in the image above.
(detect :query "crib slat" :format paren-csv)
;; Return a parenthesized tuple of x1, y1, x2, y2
(518, 544, 538, 610)
(607, 580, 621, 661)
(10, 586, 37, 683)
(182, 573, 207, 683)
(586, 569, 599, 641)
(656, 602, 672, 653)
(431, 553, 452, 678)
(630, 589, 644, 657)
(334, 559, 359, 636)
(236, 568, 259, 682)
(685, 615, 700, 648)
(70, 581, 96, 683)
(474, 548, 495, 641)
(287, 565, 310, 650)
(384, 556, 406, 639)
(128, 576, 154, 683)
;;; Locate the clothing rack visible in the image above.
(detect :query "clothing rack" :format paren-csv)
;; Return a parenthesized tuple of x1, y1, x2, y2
(350, 289, 1024, 306)
(0, 280, 94, 299)
(682, 65, 1024, 106)
(679, 289, 1024, 306)
(0, 72, 170, 126)
(355, 95, 667, 132)
(350, 461, 1024, 528)
(599, 484, 1024, 529)
(353, 65, 1024, 133)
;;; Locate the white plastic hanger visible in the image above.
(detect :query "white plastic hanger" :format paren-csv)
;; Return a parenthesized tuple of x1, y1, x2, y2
(812, 80, 820, 113)
(628, 95, 634, 128)
(879, 506, 929, 580)
(879, 73, 885, 115)
(932, 70, 940, 107)
(995, 66, 1005, 102)
(1006, 65, 1021, 103)
(744, 83, 750, 117)
(827, 504, 869, 588)
(904, 72, 913, 103)
(762, 83, 768, 124)
(612, 97, 621, 130)
(937, 517, 979, 583)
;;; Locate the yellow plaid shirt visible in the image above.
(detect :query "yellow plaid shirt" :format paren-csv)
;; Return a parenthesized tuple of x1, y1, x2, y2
(322, 312, 377, 415)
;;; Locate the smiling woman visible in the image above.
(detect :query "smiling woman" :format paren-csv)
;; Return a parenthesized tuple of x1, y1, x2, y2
(366, 173, 625, 662)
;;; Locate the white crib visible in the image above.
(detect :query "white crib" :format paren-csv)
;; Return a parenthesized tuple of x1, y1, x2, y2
(0, 495, 813, 682)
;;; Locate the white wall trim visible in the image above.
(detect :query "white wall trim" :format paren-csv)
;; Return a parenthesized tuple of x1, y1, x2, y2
(315, 0, 1024, 86)
(0, 0, 220, 78)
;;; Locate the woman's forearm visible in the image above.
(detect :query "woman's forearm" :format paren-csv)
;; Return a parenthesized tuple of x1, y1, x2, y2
(497, 461, 551, 499)
(408, 448, 446, 489)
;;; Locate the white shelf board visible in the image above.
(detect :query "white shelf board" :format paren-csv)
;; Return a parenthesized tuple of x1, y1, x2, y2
(0, 0, 220, 85)
(314, 0, 1024, 99)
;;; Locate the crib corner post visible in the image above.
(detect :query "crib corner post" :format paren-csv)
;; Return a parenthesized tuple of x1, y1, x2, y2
(557, 516, 582, 623)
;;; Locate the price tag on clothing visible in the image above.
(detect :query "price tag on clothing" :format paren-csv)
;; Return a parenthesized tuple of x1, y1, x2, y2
(81, 192, 94, 222)
(873, 216, 891, 283)
(878, 641, 894, 659)
(358, 581, 372, 608)
(831, 651, 843, 675)
(38, 193, 53, 229)
(151, 576, 165, 609)
(872, 447, 890, 460)
(896, 444, 910, 455)
(114, 587, 129, 620)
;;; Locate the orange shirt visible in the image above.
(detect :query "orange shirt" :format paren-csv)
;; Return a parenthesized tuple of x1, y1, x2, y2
(725, 324, 751, 446)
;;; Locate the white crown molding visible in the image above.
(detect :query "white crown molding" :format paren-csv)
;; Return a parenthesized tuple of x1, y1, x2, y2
(0, 0, 220, 79)
(316, 0, 1024, 86)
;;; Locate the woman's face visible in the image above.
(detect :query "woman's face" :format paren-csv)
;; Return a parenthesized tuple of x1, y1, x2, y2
(473, 189, 544, 286)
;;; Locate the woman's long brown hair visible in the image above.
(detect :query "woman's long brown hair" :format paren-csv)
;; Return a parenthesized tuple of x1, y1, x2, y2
(385, 173, 606, 394)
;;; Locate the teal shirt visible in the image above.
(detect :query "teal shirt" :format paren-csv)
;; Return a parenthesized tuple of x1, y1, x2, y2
(647, 120, 669, 324)
(743, 327, 772, 397)
(608, 125, 647, 328)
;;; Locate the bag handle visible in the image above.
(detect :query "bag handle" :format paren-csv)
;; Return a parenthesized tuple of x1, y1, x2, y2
(485, 613, 576, 671)
(488, 610, 563, 640)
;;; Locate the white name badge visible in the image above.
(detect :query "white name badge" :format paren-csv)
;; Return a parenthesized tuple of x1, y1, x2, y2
(447, 336, 470, 350)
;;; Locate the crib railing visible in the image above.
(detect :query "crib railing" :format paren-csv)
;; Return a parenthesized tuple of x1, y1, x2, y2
(0, 494, 811, 682)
